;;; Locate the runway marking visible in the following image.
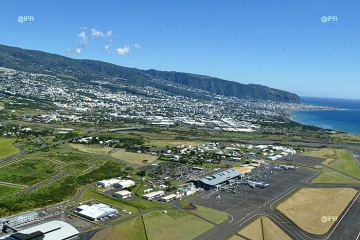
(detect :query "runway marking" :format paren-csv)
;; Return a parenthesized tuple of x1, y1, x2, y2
(325, 191, 360, 240)
(350, 151, 360, 167)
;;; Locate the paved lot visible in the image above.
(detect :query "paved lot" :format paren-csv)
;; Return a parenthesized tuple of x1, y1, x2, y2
(191, 167, 314, 219)
(276, 154, 325, 167)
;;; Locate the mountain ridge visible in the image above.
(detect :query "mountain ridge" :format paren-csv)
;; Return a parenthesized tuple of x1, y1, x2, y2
(0, 44, 300, 103)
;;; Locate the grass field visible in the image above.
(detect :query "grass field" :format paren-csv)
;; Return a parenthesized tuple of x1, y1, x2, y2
(128, 197, 171, 210)
(330, 149, 360, 179)
(0, 159, 59, 185)
(75, 190, 139, 213)
(0, 138, 19, 158)
(238, 216, 291, 240)
(94, 217, 147, 240)
(277, 188, 357, 235)
(311, 170, 360, 184)
(143, 210, 213, 240)
(190, 205, 228, 224)
(0, 185, 21, 198)
(68, 143, 113, 154)
(302, 148, 336, 165)
(148, 139, 202, 148)
(111, 149, 158, 165)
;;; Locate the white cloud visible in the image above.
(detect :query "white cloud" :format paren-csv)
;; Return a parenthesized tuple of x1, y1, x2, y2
(67, 47, 82, 56)
(105, 31, 112, 37)
(116, 45, 131, 55)
(186, 59, 195, 63)
(134, 43, 141, 49)
(91, 28, 104, 38)
(77, 31, 88, 47)
(104, 39, 112, 51)
(79, 26, 88, 30)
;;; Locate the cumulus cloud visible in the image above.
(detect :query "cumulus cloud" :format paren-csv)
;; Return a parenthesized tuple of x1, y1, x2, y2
(116, 45, 130, 55)
(186, 59, 195, 63)
(104, 39, 112, 51)
(67, 47, 82, 56)
(91, 28, 104, 38)
(134, 43, 141, 49)
(79, 26, 88, 30)
(105, 31, 112, 37)
(77, 31, 88, 47)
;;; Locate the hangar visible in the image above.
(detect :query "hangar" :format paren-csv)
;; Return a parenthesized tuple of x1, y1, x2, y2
(76, 203, 118, 221)
(0, 212, 38, 228)
(197, 167, 252, 190)
(0, 220, 79, 240)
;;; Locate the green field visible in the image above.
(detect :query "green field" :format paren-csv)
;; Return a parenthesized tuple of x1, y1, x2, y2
(0, 185, 21, 198)
(96, 217, 147, 240)
(330, 149, 360, 179)
(128, 197, 171, 210)
(0, 159, 59, 185)
(311, 170, 360, 184)
(0, 138, 19, 158)
(189, 205, 228, 224)
(143, 210, 213, 240)
(148, 139, 202, 148)
(111, 149, 158, 165)
(238, 217, 291, 240)
(68, 143, 113, 154)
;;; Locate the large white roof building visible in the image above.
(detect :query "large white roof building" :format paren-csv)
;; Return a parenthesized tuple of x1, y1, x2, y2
(76, 203, 118, 221)
(0, 220, 79, 240)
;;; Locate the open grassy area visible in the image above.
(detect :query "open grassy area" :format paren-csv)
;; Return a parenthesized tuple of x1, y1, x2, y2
(76, 189, 139, 213)
(0, 185, 21, 198)
(238, 216, 291, 240)
(148, 139, 202, 148)
(0, 159, 59, 185)
(330, 149, 360, 179)
(111, 149, 158, 165)
(189, 205, 228, 224)
(68, 143, 113, 154)
(94, 217, 147, 240)
(0, 138, 19, 158)
(330, 133, 360, 144)
(311, 169, 360, 184)
(277, 188, 357, 235)
(143, 210, 213, 240)
(128, 197, 171, 210)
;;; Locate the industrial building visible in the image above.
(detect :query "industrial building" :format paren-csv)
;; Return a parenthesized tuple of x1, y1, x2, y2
(159, 194, 177, 202)
(0, 212, 38, 228)
(76, 203, 118, 221)
(114, 190, 132, 199)
(0, 220, 79, 240)
(197, 167, 252, 190)
(96, 178, 121, 187)
(113, 180, 135, 189)
(142, 190, 165, 200)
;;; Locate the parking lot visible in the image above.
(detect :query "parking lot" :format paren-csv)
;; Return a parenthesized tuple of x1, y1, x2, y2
(190, 165, 314, 220)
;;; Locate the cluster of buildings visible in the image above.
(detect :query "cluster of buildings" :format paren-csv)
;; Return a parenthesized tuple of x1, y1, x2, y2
(0, 67, 334, 133)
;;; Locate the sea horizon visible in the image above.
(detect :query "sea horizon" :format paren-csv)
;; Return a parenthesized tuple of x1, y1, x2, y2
(290, 96, 360, 134)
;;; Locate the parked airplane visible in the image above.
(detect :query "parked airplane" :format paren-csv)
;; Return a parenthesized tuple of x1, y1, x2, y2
(246, 180, 269, 189)
(279, 165, 298, 171)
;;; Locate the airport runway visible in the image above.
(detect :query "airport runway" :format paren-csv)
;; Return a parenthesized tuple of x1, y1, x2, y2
(350, 150, 360, 167)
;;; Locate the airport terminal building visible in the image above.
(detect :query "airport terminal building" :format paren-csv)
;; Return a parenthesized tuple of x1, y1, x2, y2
(197, 167, 252, 190)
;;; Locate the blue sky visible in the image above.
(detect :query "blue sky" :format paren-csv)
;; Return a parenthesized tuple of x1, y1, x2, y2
(1, 0, 359, 99)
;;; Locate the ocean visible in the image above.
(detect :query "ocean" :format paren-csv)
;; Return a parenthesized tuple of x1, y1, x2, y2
(290, 96, 360, 134)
